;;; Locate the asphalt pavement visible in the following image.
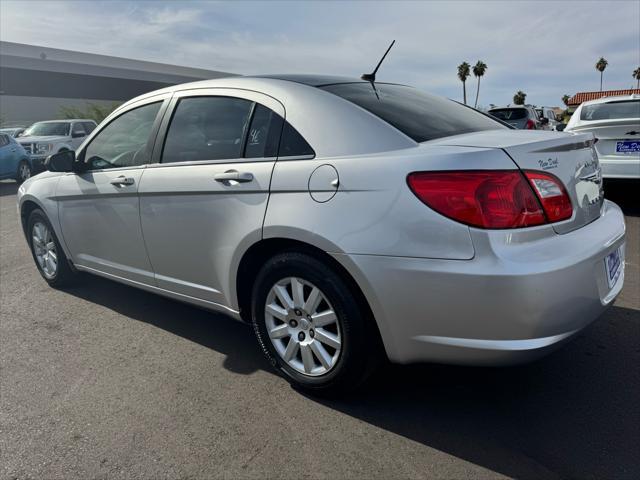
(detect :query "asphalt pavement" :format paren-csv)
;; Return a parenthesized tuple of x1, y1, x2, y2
(1, 179, 638, 480)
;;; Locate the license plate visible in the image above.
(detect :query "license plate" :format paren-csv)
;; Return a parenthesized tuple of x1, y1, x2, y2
(604, 248, 622, 288)
(616, 141, 640, 153)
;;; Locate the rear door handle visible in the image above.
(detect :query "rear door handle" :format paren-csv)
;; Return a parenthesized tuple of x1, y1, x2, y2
(214, 170, 254, 183)
(110, 176, 135, 187)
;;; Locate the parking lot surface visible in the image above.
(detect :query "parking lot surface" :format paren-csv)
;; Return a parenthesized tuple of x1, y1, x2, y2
(1, 180, 638, 480)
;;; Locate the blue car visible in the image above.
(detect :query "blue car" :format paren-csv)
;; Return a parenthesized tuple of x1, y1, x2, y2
(0, 133, 32, 184)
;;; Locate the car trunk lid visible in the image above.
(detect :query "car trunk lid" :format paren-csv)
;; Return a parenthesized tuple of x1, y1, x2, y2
(569, 119, 640, 158)
(428, 130, 604, 233)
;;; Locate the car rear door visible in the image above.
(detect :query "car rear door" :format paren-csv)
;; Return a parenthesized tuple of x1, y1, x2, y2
(57, 97, 169, 284)
(138, 89, 285, 307)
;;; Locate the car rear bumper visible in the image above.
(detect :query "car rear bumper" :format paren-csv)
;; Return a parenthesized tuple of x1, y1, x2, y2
(599, 156, 640, 179)
(334, 200, 626, 365)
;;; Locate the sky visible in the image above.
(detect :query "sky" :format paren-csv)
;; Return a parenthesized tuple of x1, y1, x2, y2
(1, 0, 639, 107)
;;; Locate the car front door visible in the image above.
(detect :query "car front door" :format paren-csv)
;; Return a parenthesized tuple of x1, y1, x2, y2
(138, 89, 285, 307)
(57, 98, 169, 284)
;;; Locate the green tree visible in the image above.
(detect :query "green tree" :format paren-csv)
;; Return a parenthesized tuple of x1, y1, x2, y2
(513, 90, 526, 105)
(595, 57, 608, 92)
(472, 61, 487, 108)
(58, 102, 121, 124)
(633, 67, 640, 89)
(457, 62, 471, 105)
(561, 94, 571, 106)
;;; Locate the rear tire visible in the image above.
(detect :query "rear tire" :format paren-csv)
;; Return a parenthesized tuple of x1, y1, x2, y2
(27, 208, 75, 288)
(15, 160, 31, 184)
(251, 251, 380, 395)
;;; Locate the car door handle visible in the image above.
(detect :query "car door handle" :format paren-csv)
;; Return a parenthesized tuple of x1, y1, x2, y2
(214, 171, 254, 183)
(110, 176, 135, 187)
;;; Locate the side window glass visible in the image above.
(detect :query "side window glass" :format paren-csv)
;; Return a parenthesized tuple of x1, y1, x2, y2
(83, 102, 161, 170)
(0, 134, 8, 147)
(279, 121, 314, 158)
(84, 122, 97, 134)
(163, 96, 253, 163)
(244, 104, 284, 158)
(72, 123, 86, 137)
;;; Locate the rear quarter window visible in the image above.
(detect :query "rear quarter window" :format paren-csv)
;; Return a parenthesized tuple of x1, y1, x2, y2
(321, 83, 505, 142)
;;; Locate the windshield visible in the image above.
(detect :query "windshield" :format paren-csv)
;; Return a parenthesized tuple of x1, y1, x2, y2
(23, 122, 70, 137)
(320, 83, 505, 142)
(489, 109, 528, 121)
(580, 100, 640, 121)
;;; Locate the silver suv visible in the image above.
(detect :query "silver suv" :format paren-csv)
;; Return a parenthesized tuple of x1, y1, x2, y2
(488, 105, 541, 129)
(18, 119, 96, 172)
(17, 76, 625, 394)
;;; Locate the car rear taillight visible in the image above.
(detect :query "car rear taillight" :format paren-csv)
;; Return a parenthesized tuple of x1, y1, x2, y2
(523, 170, 573, 222)
(407, 170, 573, 229)
(525, 119, 536, 129)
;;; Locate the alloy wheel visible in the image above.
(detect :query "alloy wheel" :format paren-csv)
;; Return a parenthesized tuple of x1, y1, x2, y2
(264, 277, 342, 376)
(19, 162, 31, 182)
(32, 222, 58, 279)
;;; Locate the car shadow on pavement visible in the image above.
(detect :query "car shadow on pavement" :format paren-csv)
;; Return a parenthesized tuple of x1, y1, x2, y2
(0, 181, 19, 197)
(66, 274, 271, 375)
(65, 274, 640, 480)
(605, 179, 639, 216)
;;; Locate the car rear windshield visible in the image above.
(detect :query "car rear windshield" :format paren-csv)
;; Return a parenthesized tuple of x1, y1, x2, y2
(488, 108, 528, 121)
(320, 83, 505, 142)
(580, 100, 640, 121)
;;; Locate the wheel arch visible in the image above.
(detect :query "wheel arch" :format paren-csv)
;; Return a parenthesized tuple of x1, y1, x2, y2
(235, 238, 386, 357)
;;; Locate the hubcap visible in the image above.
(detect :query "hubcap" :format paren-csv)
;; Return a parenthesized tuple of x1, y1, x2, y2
(265, 277, 342, 376)
(20, 163, 31, 181)
(32, 222, 58, 279)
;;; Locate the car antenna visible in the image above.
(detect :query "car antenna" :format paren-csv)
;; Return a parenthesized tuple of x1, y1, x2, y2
(361, 40, 396, 83)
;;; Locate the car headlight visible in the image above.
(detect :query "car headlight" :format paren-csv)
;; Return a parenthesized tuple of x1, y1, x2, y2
(35, 143, 53, 154)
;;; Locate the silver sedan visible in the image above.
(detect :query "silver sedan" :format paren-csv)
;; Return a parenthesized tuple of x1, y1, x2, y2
(18, 75, 626, 393)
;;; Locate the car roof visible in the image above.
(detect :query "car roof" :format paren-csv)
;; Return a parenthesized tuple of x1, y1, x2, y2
(33, 119, 95, 123)
(252, 74, 367, 87)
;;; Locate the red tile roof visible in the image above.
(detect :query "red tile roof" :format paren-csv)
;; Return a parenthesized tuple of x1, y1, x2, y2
(567, 89, 640, 106)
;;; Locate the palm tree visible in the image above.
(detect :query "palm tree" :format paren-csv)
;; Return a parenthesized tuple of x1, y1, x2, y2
(633, 67, 640, 89)
(457, 62, 471, 104)
(595, 57, 608, 91)
(561, 94, 571, 106)
(513, 91, 526, 105)
(472, 61, 488, 108)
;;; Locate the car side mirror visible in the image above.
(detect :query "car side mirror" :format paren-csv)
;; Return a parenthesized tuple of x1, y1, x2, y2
(72, 131, 85, 138)
(46, 150, 75, 172)
(555, 124, 566, 132)
(540, 117, 549, 125)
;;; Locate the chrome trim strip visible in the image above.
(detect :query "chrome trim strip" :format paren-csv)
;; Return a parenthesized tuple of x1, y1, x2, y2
(412, 330, 578, 351)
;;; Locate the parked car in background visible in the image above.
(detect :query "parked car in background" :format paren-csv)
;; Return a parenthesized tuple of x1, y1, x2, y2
(0, 133, 32, 183)
(17, 120, 97, 172)
(17, 76, 625, 394)
(488, 106, 541, 129)
(0, 127, 27, 138)
(566, 95, 640, 179)
(535, 107, 561, 131)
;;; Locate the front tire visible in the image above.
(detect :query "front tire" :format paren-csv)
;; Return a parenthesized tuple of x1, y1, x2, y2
(251, 252, 379, 394)
(15, 160, 31, 184)
(27, 209, 75, 287)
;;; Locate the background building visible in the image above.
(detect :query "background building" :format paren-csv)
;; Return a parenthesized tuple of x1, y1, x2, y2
(0, 41, 235, 126)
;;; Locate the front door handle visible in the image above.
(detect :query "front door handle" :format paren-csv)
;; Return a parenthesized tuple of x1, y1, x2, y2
(214, 170, 254, 183)
(110, 176, 135, 187)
